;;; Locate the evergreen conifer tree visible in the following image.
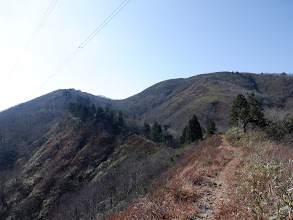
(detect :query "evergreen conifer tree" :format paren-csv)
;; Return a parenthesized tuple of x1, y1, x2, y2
(142, 122, 151, 139)
(206, 120, 217, 137)
(181, 115, 202, 143)
(230, 93, 265, 132)
(230, 94, 249, 131)
(118, 110, 124, 126)
(247, 92, 265, 128)
(180, 127, 187, 144)
(151, 121, 163, 142)
(95, 107, 105, 123)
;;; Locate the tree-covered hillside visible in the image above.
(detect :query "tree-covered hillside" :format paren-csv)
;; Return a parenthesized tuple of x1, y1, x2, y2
(0, 102, 183, 219)
(0, 72, 293, 219)
(114, 72, 293, 136)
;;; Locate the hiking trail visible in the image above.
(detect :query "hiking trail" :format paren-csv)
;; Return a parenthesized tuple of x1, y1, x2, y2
(195, 135, 244, 220)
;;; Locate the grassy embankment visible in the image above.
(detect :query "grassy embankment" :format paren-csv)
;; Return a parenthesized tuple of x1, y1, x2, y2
(217, 128, 293, 220)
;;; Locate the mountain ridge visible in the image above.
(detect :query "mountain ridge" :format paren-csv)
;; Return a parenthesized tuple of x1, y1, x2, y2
(1, 72, 293, 142)
(1, 71, 293, 219)
(113, 72, 293, 134)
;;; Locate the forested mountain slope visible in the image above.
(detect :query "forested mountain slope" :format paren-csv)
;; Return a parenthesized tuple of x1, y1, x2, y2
(1, 72, 293, 174)
(1, 72, 292, 161)
(0, 72, 293, 219)
(0, 89, 112, 169)
(0, 104, 177, 219)
(114, 72, 293, 135)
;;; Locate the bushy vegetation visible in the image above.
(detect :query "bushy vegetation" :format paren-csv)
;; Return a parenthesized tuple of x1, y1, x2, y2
(68, 102, 123, 132)
(0, 101, 184, 219)
(230, 93, 293, 143)
(140, 121, 173, 145)
(108, 135, 224, 220)
(265, 110, 293, 141)
(230, 92, 265, 132)
(110, 90, 293, 219)
(206, 120, 217, 137)
(50, 134, 179, 220)
(0, 145, 18, 171)
(219, 131, 293, 219)
(68, 102, 175, 146)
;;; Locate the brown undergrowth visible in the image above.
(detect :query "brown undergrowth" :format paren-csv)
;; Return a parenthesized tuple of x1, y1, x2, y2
(216, 128, 293, 220)
(107, 135, 239, 220)
(108, 129, 293, 220)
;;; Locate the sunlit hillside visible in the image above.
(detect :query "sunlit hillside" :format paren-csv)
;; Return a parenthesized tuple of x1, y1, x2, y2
(0, 72, 293, 219)
(109, 131, 293, 219)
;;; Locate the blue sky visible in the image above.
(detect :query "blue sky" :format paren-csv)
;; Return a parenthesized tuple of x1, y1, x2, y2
(0, 0, 292, 111)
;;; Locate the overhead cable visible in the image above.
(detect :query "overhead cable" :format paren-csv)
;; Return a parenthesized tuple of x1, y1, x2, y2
(25, 0, 58, 49)
(7, 0, 58, 77)
(38, 0, 132, 90)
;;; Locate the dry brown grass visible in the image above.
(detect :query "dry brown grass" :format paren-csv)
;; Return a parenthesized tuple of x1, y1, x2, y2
(108, 129, 293, 219)
(108, 129, 293, 220)
(106, 135, 236, 219)
(217, 129, 293, 220)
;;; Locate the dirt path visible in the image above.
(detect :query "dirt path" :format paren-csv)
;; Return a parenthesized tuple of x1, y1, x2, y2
(195, 135, 244, 219)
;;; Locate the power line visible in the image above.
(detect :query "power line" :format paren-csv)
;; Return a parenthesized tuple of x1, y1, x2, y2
(7, 0, 58, 78)
(38, 0, 132, 91)
(25, 0, 58, 49)
(80, 0, 131, 48)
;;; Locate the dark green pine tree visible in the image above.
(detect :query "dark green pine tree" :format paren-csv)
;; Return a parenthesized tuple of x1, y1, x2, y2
(94, 107, 105, 123)
(90, 104, 96, 116)
(230, 93, 265, 132)
(80, 105, 90, 122)
(230, 94, 250, 131)
(181, 115, 202, 143)
(180, 127, 187, 144)
(151, 121, 163, 142)
(187, 115, 203, 142)
(206, 120, 217, 137)
(118, 110, 124, 127)
(105, 107, 114, 123)
(247, 92, 265, 128)
(142, 122, 151, 139)
(162, 125, 173, 145)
